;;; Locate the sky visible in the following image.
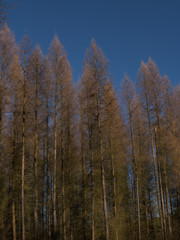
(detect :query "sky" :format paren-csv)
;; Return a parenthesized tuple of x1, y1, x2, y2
(7, 0, 180, 89)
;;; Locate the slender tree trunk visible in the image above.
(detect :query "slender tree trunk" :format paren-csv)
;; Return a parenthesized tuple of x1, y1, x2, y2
(139, 139, 149, 239)
(110, 151, 117, 216)
(12, 200, 16, 240)
(98, 118, 109, 240)
(53, 129, 57, 237)
(12, 119, 16, 240)
(22, 111, 25, 240)
(91, 149, 95, 240)
(62, 152, 66, 240)
(53, 68, 58, 236)
(46, 93, 51, 239)
(34, 146, 38, 240)
(81, 141, 87, 240)
(109, 138, 118, 240)
(136, 175, 141, 240)
(153, 81, 168, 240)
(138, 122, 150, 239)
(142, 170, 149, 240)
(21, 53, 26, 240)
(145, 190, 149, 239)
(0, 45, 5, 161)
(164, 171, 172, 239)
(128, 102, 141, 240)
(100, 154, 109, 240)
(34, 69, 38, 240)
(0, 45, 5, 240)
(87, 99, 95, 240)
(157, 158, 167, 240)
(149, 124, 164, 238)
(90, 126, 95, 240)
(80, 109, 87, 240)
(42, 141, 45, 239)
(88, 110, 95, 240)
(164, 89, 175, 238)
(60, 83, 66, 240)
(145, 94, 164, 239)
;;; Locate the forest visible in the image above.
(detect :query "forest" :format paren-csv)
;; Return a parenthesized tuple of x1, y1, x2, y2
(0, 23, 180, 240)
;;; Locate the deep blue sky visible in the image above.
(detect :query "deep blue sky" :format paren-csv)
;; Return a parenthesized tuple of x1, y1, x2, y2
(8, 0, 180, 88)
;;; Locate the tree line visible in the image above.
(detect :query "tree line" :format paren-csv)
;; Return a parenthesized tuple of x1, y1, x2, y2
(0, 24, 180, 240)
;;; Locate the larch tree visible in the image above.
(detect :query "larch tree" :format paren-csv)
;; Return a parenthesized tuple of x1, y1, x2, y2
(0, 24, 22, 240)
(103, 79, 130, 240)
(162, 77, 180, 239)
(9, 48, 22, 240)
(79, 39, 110, 240)
(44, 56, 53, 239)
(19, 34, 32, 240)
(48, 35, 77, 239)
(47, 36, 59, 237)
(28, 45, 46, 240)
(137, 58, 176, 240)
(121, 74, 142, 240)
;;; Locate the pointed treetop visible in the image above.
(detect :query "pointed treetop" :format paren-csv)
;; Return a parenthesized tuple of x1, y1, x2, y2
(50, 34, 64, 52)
(34, 44, 43, 55)
(83, 38, 108, 70)
(0, 23, 15, 43)
(121, 73, 135, 104)
(91, 38, 97, 50)
(48, 34, 68, 63)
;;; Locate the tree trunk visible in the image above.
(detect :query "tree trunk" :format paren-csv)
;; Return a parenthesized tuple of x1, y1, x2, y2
(34, 68, 38, 240)
(145, 91, 164, 239)
(136, 175, 141, 240)
(153, 85, 167, 240)
(61, 83, 66, 240)
(91, 150, 95, 240)
(98, 118, 109, 240)
(111, 155, 118, 240)
(12, 120, 16, 240)
(53, 68, 58, 236)
(100, 155, 109, 240)
(81, 142, 87, 240)
(87, 98, 95, 240)
(164, 169, 172, 239)
(110, 138, 118, 240)
(0, 44, 5, 162)
(21, 53, 26, 240)
(0, 44, 5, 240)
(62, 154, 66, 240)
(128, 102, 141, 240)
(80, 109, 87, 240)
(46, 93, 51, 239)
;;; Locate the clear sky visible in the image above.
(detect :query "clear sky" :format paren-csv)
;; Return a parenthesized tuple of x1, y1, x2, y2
(7, 0, 180, 88)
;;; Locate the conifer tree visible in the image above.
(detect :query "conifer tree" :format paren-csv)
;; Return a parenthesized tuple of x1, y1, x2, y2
(28, 45, 46, 240)
(0, 25, 22, 240)
(19, 34, 32, 240)
(79, 39, 110, 240)
(48, 35, 76, 239)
